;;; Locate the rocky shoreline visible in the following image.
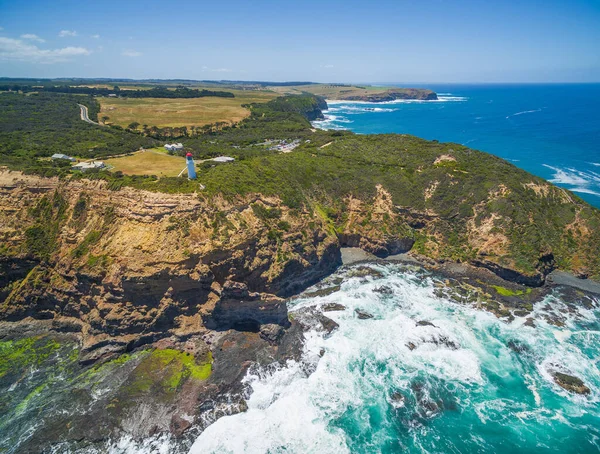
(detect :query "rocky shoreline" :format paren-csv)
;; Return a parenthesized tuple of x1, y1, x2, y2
(1, 148, 600, 450)
(1, 242, 599, 451)
(334, 88, 438, 102)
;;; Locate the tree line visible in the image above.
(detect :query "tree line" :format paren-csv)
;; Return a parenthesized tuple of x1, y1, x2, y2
(0, 85, 235, 99)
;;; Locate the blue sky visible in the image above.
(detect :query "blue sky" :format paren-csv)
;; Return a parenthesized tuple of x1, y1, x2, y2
(0, 0, 599, 83)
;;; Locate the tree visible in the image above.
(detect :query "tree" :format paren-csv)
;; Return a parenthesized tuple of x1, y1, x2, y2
(101, 115, 109, 124)
(127, 122, 140, 130)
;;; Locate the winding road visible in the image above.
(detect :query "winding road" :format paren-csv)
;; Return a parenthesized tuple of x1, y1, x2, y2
(77, 103, 101, 126)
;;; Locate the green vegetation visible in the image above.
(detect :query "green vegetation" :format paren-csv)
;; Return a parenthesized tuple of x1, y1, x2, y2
(491, 285, 532, 297)
(72, 230, 102, 258)
(1, 88, 599, 279)
(98, 89, 277, 131)
(0, 336, 60, 379)
(0, 92, 157, 176)
(25, 191, 68, 260)
(0, 84, 234, 99)
(119, 349, 212, 397)
(104, 150, 186, 177)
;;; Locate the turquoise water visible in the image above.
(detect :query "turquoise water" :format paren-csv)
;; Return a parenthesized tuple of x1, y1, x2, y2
(314, 84, 600, 208)
(189, 264, 600, 454)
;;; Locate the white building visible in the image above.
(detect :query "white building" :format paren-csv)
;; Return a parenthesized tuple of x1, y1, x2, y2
(72, 161, 106, 171)
(164, 143, 184, 152)
(212, 156, 235, 163)
(51, 153, 76, 162)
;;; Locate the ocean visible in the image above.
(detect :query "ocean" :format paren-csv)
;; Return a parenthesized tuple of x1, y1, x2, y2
(189, 263, 600, 454)
(185, 89, 600, 454)
(313, 84, 600, 208)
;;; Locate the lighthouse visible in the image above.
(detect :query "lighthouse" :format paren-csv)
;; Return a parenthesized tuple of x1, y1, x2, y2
(186, 152, 197, 180)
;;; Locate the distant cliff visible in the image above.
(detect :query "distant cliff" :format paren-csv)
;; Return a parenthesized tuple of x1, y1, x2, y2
(340, 88, 437, 102)
(264, 94, 327, 120)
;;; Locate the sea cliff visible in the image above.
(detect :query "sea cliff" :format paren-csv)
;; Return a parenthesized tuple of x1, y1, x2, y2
(1, 91, 600, 450)
(339, 88, 438, 102)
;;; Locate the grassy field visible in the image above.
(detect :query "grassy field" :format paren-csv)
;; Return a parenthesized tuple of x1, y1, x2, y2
(105, 149, 186, 177)
(273, 84, 392, 98)
(99, 89, 278, 129)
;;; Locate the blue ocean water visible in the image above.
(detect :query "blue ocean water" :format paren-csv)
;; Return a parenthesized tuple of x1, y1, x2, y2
(314, 84, 600, 208)
(190, 264, 600, 454)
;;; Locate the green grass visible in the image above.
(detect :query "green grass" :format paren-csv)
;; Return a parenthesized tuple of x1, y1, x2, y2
(105, 150, 186, 177)
(121, 348, 212, 396)
(99, 89, 278, 129)
(491, 285, 533, 297)
(0, 337, 60, 379)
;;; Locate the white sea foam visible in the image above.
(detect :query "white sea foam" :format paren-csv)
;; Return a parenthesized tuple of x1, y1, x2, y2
(506, 108, 543, 119)
(189, 264, 600, 453)
(313, 95, 466, 131)
(189, 267, 491, 453)
(543, 164, 600, 196)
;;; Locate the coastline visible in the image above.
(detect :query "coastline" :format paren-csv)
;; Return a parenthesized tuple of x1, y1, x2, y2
(341, 247, 600, 296)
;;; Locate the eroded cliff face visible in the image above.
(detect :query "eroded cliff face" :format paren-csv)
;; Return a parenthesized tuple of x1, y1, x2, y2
(340, 88, 438, 102)
(0, 171, 343, 363)
(1, 166, 598, 361)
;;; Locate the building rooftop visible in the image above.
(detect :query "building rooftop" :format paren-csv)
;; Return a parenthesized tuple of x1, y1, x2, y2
(212, 156, 235, 163)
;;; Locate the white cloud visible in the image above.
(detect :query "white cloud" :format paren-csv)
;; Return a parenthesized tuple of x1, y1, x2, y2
(122, 49, 142, 57)
(20, 34, 45, 43)
(201, 66, 232, 72)
(91, 34, 100, 39)
(0, 37, 90, 63)
(58, 30, 77, 37)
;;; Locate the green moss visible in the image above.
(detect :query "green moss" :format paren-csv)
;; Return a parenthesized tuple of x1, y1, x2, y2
(0, 336, 60, 379)
(119, 349, 212, 398)
(87, 254, 110, 267)
(15, 383, 47, 415)
(491, 285, 532, 297)
(72, 230, 101, 258)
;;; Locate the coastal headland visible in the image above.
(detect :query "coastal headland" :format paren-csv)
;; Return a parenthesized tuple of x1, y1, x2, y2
(0, 79, 599, 451)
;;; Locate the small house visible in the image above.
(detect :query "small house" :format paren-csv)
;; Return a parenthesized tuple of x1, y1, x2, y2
(72, 161, 106, 172)
(51, 153, 76, 162)
(211, 156, 235, 163)
(164, 143, 184, 152)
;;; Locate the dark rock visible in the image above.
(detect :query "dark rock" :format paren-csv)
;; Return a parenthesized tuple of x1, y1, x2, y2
(221, 280, 252, 300)
(373, 286, 394, 295)
(471, 259, 547, 287)
(507, 340, 529, 353)
(322, 303, 346, 312)
(304, 285, 341, 298)
(355, 309, 373, 319)
(316, 314, 339, 336)
(524, 317, 536, 328)
(260, 324, 284, 344)
(416, 320, 436, 327)
(205, 291, 289, 332)
(553, 372, 591, 395)
(407, 342, 417, 351)
(390, 391, 406, 407)
(513, 310, 530, 317)
(432, 335, 459, 350)
(347, 266, 384, 279)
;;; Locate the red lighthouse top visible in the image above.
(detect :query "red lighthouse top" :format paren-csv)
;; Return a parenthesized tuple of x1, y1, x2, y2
(186, 152, 193, 157)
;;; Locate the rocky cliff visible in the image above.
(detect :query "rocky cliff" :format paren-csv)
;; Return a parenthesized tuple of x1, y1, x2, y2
(2, 155, 600, 360)
(0, 171, 343, 363)
(340, 88, 438, 102)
